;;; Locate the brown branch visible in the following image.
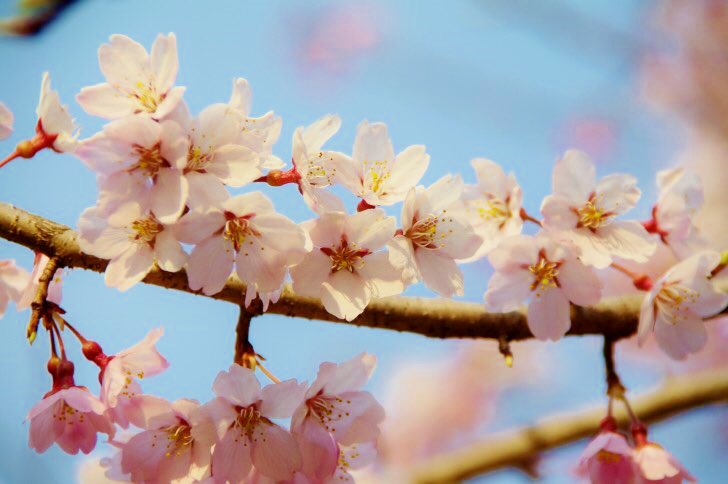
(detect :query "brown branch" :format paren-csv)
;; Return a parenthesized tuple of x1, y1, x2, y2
(26, 255, 60, 344)
(409, 368, 728, 483)
(234, 306, 254, 367)
(0, 201, 725, 340)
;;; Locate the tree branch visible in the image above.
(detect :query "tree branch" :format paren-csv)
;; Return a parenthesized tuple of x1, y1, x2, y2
(0, 201, 724, 340)
(409, 368, 728, 483)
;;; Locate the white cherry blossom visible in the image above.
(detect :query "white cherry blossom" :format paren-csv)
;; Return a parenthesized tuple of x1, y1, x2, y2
(541, 150, 656, 268)
(388, 175, 481, 297)
(638, 250, 728, 360)
(176, 192, 307, 306)
(460, 158, 523, 261)
(36, 72, 78, 153)
(0, 259, 30, 319)
(0, 102, 13, 140)
(335, 120, 429, 207)
(75, 115, 189, 223)
(290, 209, 405, 321)
(484, 234, 602, 340)
(77, 33, 184, 120)
(78, 201, 187, 291)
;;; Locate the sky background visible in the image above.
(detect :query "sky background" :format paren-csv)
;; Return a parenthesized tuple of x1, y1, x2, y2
(0, 0, 725, 482)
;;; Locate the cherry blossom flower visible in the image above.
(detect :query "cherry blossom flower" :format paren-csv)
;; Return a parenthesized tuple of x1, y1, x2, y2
(575, 417, 636, 484)
(330, 442, 377, 483)
(460, 158, 523, 261)
(290, 209, 406, 321)
(75, 116, 189, 223)
(227, 78, 284, 170)
(0, 259, 30, 319)
(196, 365, 306, 482)
(637, 250, 728, 360)
(16, 253, 63, 309)
(335, 120, 429, 207)
(388, 174, 482, 297)
(119, 398, 211, 482)
(100, 328, 170, 428)
(0, 101, 13, 140)
(541, 150, 656, 268)
(35, 72, 78, 153)
(645, 166, 706, 258)
(176, 192, 307, 304)
(28, 386, 115, 455)
(632, 425, 695, 484)
(77, 33, 184, 120)
(78, 201, 187, 291)
(484, 234, 602, 340)
(292, 353, 384, 479)
(290, 115, 348, 213)
(178, 103, 262, 208)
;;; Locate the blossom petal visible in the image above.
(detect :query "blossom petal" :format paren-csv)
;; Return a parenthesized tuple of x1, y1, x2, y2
(212, 365, 261, 407)
(484, 270, 532, 312)
(151, 168, 188, 224)
(211, 430, 253, 484)
(105, 244, 154, 291)
(154, 230, 187, 273)
(186, 236, 235, 295)
(259, 380, 307, 419)
(321, 271, 369, 321)
(527, 287, 571, 340)
(76, 83, 135, 119)
(251, 422, 302, 480)
(552, 149, 596, 203)
(415, 249, 464, 297)
(557, 258, 602, 306)
(150, 33, 178, 93)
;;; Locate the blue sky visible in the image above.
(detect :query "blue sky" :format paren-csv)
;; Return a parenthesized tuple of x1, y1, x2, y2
(0, 0, 723, 482)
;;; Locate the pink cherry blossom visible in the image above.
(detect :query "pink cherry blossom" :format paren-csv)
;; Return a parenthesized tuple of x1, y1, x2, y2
(28, 386, 115, 455)
(460, 158, 523, 261)
(335, 120, 429, 206)
(330, 442, 377, 483)
(178, 102, 262, 208)
(75, 116, 189, 223)
(196, 365, 306, 482)
(633, 444, 695, 483)
(647, 166, 707, 258)
(101, 328, 170, 428)
(638, 250, 728, 360)
(291, 353, 384, 479)
(0, 101, 13, 140)
(78, 201, 187, 291)
(120, 398, 211, 482)
(541, 150, 656, 268)
(227, 78, 284, 170)
(77, 33, 184, 120)
(290, 114, 349, 213)
(16, 253, 62, 311)
(290, 209, 405, 321)
(484, 234, 602, 340)
(176, 192, 307, 304)
(37, 72, 78, 153)
(575, 417, 636, 484)
(0, 259, 30, 319)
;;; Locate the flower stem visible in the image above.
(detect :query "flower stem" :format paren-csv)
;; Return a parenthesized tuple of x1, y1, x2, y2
(518, 208, 542, 227)
(257, 360, 282, 384)
(0, 150, 20, 169)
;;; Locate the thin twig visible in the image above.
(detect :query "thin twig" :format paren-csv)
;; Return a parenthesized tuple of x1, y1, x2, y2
(27, 255, 60, 344)
(234, 306, 254, 367)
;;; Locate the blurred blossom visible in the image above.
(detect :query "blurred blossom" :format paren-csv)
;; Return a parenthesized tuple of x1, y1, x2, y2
(285, 3, 387, 81)
(555, 116, 618, 161)
(379, 341, 548, 469)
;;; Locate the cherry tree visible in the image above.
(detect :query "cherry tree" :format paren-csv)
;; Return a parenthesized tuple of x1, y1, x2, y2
(0, 32, 726, 483)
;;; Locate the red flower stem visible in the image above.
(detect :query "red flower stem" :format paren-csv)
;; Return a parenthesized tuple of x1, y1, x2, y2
(50, 317, 67, 360)
(518, 208, 542, 227)
(610, 263, 653, 291)
(0, 150, 20, 169)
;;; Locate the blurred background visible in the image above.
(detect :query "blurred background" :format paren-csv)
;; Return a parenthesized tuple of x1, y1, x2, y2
(0, 0, 727, 482)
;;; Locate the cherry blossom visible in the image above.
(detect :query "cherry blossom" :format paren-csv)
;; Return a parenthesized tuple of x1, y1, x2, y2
(335, 120, 429, 207)
(290, 209, 406, 321)
(119, 398, 211, 482)
(177, 102, 262, 208)
(460, 158, 523, 261)
(0, 101, 13, 140)
(289, 114, 348, 213)
(632, 425, 695, 484)
(16, 253, 63, 311)
(176, 192, 307, 304)
(484, 234, 602, 340)
(637, 250, 728, 360)
(35, 72, 78, 153)
(28, 386, 115, 455)
(291, 353, 384, 479)
(645, 166, 706, 257)
(100, 328, 170, 428)
(575, 417, 636, 484)
(77, 201, 187, 291)
(227, 78, 284, 170)
(388, 174, 482, 297)
(75, 115, 189, 223)
(77, 33, 184, 120)
(330, 442, 377, 483)
(196, 364, 306, 482)
(541, 150, 656, 268)
(0, 259, 30, 319)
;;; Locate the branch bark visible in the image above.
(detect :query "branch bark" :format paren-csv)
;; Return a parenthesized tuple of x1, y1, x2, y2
(409, 368, 728, 483)
(0, 201, 722, 341)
